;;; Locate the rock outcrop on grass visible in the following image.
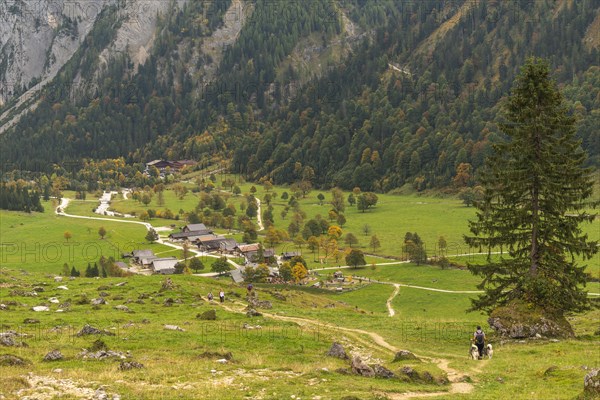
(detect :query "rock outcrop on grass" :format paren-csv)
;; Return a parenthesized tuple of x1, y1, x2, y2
(198, 351, 233, 361)
(247, 297, 273, 309)
(246, 309, 262, 317)
(488, 300, 574, 339)
(326, 342, 348, 360)
(76, 324, 115, 337)
(43, 350, 63, 361)
(585, 369, 600, 394)
(393, 350, 419, 362)
(197, 309, 217, 320)
(373, 364, 395, 379)
(164, 324, 185, 332)
(0, 354, 30, 366)
(0, 331, 27, 347)
(119, 361, 144, 370)
(350, 356, 375, 377)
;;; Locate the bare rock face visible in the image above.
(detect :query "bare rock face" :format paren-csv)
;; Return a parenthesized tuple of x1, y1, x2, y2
(584, 369, 600, 395)
(351, 356, 374, 377)
(326, 342, 348, 360)
(488, 301, 574, 339)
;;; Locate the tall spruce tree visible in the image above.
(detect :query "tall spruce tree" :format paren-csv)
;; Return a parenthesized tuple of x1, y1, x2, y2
(465, 58, 598, 315)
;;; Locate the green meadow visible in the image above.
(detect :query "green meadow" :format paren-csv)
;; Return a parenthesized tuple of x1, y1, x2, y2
(0, 200, 173, 274)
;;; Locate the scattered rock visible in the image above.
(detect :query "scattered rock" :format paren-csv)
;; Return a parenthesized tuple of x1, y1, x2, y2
(351, 356, 374, 377)
(56, 286, 69, 290)
(272, 292, 286, 301)
(393, 350, 418, 362)
(197, 309, 217, 320)
(400, 366, 420, 380)
(164, 325, 185, 332)
(49, 297, 60, 304)
(216, 359, 228, 364)
(164, 298, 175, 306)
(11, 290, 37, 297)
(32, 306, 50, 312)
(89, 340, 108, 352)
(242, 323, 262, 330)
(76, 324, 115, 337)
(584, 369, 600, 394)
(141, 319, 150, 324)
(23, 318, 39, 324)
(43, 350, 63, 361)
(91, 298, 108, 306)
(198, 351, 233, 360)
(119, 361, 144, 370)
(32, 286, 45, 293)
(326, 342, 348, 360)
(114, 305, 131, 313)
(79, 349, 129, 360)
(54, 276, 63, 282)
(496, 377, 505, 384)
(422, 371, 434, 382)
(161, 278, 176, 291)
(247, 297, 273, 309)
(0, 304, 7, 310)
(53, 368, 63, 373)
(373, 364, 395, 379)
(246, 309, 262, 317)
(0, 354, 30, 366)
(0, 331, 27, 347)
(115, 282, 127, 287)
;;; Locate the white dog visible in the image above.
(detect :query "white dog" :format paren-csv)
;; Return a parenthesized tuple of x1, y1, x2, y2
(469, 344, 479, 360)
(486, 344, 493, 359)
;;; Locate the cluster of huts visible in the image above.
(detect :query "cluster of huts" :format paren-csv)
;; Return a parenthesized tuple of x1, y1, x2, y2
(128, 224, 303, 278)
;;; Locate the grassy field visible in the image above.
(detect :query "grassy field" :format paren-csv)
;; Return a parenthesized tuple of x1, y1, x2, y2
(0, 200, 173, 274)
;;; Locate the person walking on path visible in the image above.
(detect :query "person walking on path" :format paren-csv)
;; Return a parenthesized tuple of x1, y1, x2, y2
(473, 325, 486, 359)
(219, 290, 225, 303)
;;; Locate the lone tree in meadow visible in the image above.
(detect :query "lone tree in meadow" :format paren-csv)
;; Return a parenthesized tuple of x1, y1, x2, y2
(63, 231, 72, 242)
(464, 58, 598, 316)
(345, 249, 366, 269)
(211, 257, 231, 275)
(98, 226, 107, 239)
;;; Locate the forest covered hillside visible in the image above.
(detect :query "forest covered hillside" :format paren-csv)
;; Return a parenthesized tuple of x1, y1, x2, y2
(0, 0, 598, 191)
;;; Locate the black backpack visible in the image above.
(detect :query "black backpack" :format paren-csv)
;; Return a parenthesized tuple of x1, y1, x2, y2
(475, 331, 485, 344)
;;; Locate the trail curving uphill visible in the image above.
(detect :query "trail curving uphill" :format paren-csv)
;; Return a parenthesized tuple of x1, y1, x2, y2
(255, 197, 264, 231)
(220, 301, 475, 398)
(387, 284, 400, 317)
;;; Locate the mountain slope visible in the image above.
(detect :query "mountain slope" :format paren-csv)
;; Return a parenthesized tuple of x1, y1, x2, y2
(0, 0, 598, 190)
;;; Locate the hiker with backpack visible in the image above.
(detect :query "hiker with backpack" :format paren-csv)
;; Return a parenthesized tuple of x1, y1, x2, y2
(473, 325, 486, 359)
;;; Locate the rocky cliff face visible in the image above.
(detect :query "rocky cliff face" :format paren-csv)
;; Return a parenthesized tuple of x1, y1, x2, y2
(0, 0, 187, 134)
(0, 0, 110, 106)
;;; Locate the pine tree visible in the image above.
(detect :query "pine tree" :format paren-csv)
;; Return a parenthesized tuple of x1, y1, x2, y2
(465, 58, 598, 315)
